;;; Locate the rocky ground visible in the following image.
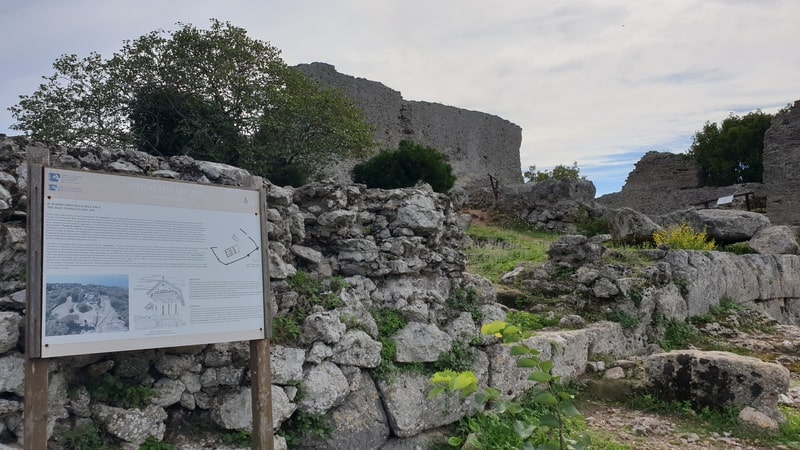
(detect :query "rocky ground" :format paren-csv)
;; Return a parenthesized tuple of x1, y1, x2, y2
(578, 320, 800, 450)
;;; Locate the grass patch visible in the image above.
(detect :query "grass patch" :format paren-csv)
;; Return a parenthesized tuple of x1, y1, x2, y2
(464, 223, 557, 282)
(86, 374, 154, 409)
(506, 310, 560, 331)
(278, 411, 331, 448)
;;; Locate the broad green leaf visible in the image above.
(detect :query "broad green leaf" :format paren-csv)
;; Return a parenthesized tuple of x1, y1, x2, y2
(558, 391, 573, 400)
(560, 402, 580, 417)
(537, 413, 560, 428)
(510, 345, 529, 356)
(481, 321, 506, 336)
(451, 371, 478, 391)
(539, 359, 553, 372)
(429, 370, 455, 384)
(506, 402, 523, 414)
(533, 391, 558, 406)
(528, 371, 552, 382)
(467, 435, 481, 448)
(427, 385, 445, 400)
(446, 436, 463, 447)
(517, 357, 539, 368)
(513, 420, 535, 439)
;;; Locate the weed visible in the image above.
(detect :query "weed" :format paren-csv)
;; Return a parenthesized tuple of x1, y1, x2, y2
(138, 437, 175, 450)
(447, 288, 483, 324)
(370, 309, 406, 381)
(719, 242, 757, 255)
(430, 321, 590, 450)
(273, 271, 346, 344)
(221, 430, 252, 447)
(278, 411, 331, 448)
(272, 315, 301, 344)
(433, 340, 476, 373)
(660, 319, 699, 351)
(64, 424, 108, 450)
(507, 310, 560, 331)
(575, 215, 610, 238)
(86, 374, 153, 409)
(626, 284, 644, 308)
(606, 311, 639, 330)
(673, 276, 690, 297)
(653, 222, 715, 250)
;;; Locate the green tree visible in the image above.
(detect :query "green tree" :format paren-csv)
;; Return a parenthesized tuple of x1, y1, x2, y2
(524, 161, 585, 183)
(352, 140, 456, 192)
(9, 19, 375, 185)
(687, 110, 773, 186)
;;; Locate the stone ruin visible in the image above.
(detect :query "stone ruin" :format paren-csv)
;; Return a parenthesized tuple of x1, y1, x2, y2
(0, 135, 797, 448)
(296, 62, 523, 190)
(598, 99, 800, 224)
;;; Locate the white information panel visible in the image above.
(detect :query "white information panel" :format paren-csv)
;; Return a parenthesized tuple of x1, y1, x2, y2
(40, 168, 265, 357)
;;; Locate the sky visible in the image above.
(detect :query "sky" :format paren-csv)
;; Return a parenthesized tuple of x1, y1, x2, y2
(1, 1, 798, 196)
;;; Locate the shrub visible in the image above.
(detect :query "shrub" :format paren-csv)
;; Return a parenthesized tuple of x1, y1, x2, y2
(653, 222, 715, 250)
(352, 140, 455, 192)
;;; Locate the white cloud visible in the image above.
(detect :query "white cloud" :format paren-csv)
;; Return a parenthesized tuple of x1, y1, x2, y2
(1, 0, 798, 194)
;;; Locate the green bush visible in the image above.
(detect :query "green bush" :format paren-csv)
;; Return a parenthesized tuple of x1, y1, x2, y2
(352, 140, 455, 192)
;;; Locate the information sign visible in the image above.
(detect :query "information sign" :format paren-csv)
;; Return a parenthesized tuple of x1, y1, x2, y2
(40, 168, 265, 357)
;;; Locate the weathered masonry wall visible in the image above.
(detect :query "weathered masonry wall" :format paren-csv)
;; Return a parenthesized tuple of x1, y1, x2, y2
(764, 100, 800, 226)
(296, 62, 524, 189)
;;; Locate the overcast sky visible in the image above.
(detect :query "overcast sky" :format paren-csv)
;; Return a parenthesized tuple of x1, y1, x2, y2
(2, 1, 798, 195)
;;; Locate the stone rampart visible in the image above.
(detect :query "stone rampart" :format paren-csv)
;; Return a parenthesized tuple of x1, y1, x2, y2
(296, 62, 523, 189)
(764, 99, 800, 226)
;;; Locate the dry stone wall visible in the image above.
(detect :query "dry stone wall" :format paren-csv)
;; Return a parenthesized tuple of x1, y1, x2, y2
(296, 62, 523, 189)
(0, 136, 635, 449)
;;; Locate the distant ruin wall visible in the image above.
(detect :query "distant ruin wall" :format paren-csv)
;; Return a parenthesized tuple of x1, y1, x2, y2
(764, 100, 800, 226)
(296, 62, 523, 189)
(597, 150, 769, 216)
(600, 99, 800, 221)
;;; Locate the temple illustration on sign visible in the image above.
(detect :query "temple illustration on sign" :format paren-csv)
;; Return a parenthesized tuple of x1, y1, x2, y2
(134, 276, 187, 330)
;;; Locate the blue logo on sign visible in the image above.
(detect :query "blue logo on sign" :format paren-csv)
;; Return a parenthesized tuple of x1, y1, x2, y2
(49, 173, 61, 182)
(49, 184, 58, 191)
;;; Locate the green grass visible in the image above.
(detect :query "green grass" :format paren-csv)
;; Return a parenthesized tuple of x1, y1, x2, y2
(464, 223, 557, 282)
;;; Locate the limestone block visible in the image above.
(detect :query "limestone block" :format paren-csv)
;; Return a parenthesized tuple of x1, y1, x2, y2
(331, 330, 382, 368)
(748, 225, 799, 255)
(392, 322, 452, 363)
(270, 345, 305, 384)
(298, 362, 349, 414)
(645, 350, 790, 421)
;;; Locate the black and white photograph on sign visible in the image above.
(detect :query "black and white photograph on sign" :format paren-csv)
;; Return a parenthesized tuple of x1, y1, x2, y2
(44, 274, 129, 336)
(133, 275, 187, 331)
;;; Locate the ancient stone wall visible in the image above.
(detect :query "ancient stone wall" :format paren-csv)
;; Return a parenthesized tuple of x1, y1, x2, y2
(764, 100, 800, 226)
(296, 62, 523, 189)
(597, 151, 767, 215)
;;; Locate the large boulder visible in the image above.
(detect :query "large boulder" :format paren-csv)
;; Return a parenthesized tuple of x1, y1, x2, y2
(547, 234, 605, 267)
(659, 208, 770, 244)
(605, 207, 662, 244)
(747, 225, 799, 255)
(644, 350, 790, 422)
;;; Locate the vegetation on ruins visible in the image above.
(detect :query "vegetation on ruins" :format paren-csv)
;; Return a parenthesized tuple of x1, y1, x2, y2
(687, 110, 773, 186)
(523, 162, 586, 184)
(352, 140, 456, 192)
(652, 222, 716, 251)
(9, 19, 375, 186)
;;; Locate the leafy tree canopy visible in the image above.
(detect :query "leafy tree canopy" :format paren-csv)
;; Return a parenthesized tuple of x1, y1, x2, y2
(523, 161, 586, 183)
(687, 110, 773, 186)
(9, 19, 375, 185)
(352, 140, 456, 193)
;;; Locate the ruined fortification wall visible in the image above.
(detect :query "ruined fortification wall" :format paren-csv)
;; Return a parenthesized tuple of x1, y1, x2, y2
(598, 152, 767, 215)
(296, 62, 523, 189)
(764, 100, 800, 226)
